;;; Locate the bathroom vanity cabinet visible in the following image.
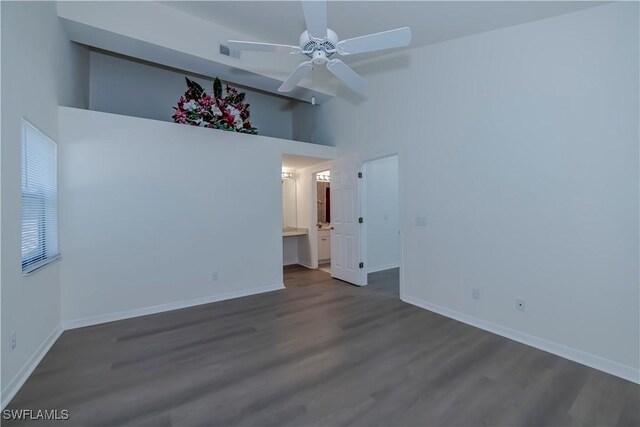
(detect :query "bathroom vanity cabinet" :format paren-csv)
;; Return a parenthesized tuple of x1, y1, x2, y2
(318, 229, 331, 262)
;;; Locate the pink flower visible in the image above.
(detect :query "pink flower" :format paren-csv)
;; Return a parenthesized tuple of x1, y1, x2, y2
(173, 77, 256, 134)
(173, 109, 187, 123)
(222, 112, 235, 128)
(200, 95, 213, 107)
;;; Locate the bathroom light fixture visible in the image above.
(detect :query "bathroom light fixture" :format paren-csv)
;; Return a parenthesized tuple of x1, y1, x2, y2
(282, 171, 294, 179)
(317, 171, 330, 182)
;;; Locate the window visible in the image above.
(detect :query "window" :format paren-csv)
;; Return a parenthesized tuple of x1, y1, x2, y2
(21, 120, 59, 274)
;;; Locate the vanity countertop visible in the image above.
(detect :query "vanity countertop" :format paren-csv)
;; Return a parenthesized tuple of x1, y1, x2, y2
(282, 227, 308, 237)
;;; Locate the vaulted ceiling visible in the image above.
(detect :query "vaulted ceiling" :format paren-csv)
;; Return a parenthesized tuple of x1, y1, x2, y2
(162, 1, 603, 64)
(62, 1, 607, 103)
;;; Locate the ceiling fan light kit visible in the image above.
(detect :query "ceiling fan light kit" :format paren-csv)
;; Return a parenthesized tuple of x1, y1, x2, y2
(227, 0, 412, 95)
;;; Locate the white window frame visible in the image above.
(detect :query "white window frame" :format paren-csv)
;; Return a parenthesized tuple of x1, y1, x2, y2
(21, 119, 60, 275)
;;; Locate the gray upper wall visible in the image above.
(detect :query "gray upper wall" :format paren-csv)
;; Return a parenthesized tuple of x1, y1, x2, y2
(89, 51, 322, 143)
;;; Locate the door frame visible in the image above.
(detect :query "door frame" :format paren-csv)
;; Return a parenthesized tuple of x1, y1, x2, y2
(307, 161, 333, 270)
(361, 153, 404, 297)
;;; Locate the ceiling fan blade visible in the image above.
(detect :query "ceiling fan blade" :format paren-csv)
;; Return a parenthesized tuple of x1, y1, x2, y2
(227, 40, 301, 54)
(336, 27, 412, 55)
(326, 59, 367, 93)
(301, 0, 327, 40)
(278, 61, 313, 92)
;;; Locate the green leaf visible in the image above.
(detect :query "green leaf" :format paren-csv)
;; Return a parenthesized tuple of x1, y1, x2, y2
(185, 77, 204, 97)
(193, 81, 204, 95)
(214, 77, 223, 99)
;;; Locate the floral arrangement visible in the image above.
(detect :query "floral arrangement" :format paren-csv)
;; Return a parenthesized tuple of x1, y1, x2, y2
(172, 77, 258, 134)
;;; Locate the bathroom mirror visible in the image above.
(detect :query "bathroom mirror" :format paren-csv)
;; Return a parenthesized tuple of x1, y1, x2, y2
(316, 173, 330, 224)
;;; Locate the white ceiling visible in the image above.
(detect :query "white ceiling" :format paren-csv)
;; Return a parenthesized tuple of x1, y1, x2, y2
(282, 153, 331, 170)
(162, 1, 603, 63)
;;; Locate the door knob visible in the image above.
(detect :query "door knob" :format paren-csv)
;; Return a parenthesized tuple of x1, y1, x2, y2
(330, 226, 334, 230)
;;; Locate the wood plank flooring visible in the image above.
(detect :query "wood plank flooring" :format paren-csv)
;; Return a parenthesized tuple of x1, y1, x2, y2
(5, 265, 639, 426)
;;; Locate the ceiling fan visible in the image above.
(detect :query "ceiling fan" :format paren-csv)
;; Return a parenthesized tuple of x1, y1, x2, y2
(227, 0, 412, 94)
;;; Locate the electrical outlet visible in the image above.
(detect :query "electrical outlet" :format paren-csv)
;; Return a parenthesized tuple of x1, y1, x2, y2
(212, 272, 218, 281)
(516, 299, 526, 312)
(472, 288, 480, 300)
(11, 332, 16, 351)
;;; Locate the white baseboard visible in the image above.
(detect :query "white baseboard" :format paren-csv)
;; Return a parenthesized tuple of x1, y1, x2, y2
(401, 294, 639, 384)
(2, 284, 285, 409)
(368, 263, 400, 274)
(297, 261, 314, 269)
(1, 324, 63, 410)
(62, 283, 285, 330)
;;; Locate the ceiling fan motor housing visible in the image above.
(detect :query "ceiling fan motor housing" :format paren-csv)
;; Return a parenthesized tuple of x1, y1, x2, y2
(300, 29, 339, 64)
(227, 0, 412, 94)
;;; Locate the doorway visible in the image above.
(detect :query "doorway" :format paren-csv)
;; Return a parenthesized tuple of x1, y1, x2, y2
(281, 154, 333, 271)
(315, 170, 331, 273)
(362, 154, 400, 297)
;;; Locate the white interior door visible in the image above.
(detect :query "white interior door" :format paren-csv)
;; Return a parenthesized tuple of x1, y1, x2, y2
(331, 158, 366, 286)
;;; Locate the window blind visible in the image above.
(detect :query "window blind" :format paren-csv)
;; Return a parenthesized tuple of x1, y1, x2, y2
(21, 120, 59, 274)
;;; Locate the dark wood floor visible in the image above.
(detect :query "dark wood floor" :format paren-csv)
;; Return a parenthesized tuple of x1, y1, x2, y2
(6, 266, 639, 426)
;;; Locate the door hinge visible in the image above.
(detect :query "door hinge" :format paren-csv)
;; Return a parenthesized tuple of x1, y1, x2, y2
(357, 172, 363, 178)
(358, 217, 363, 224)
(359, 262, 364, 269)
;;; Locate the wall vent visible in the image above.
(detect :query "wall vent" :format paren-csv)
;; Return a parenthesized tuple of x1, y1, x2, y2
(219, 44, 240, 59)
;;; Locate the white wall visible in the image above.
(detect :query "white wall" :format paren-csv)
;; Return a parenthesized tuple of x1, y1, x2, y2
(1, 1, 89, 405)
(282, 177, 299, 266)
(282, 178, 297, 227)
(282, 238, 299, 266)
(58, 107, 335, 324)
(89, 51, 299, 141)
(317, 3, 639, 379)
(365, 156, 400, 273)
